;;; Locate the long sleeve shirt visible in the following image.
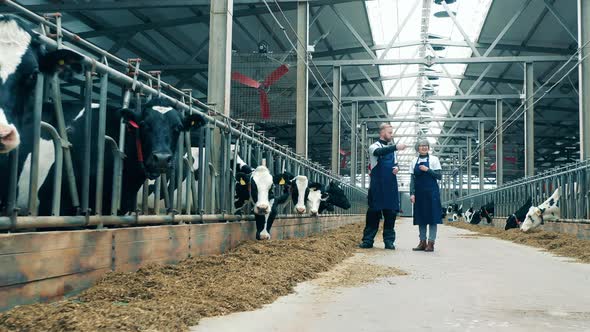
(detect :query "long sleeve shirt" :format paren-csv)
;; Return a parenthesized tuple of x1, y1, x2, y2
(368, 139, 398, 172)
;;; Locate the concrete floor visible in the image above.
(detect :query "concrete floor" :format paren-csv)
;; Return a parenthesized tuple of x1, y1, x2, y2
(191, 218, 590, 332)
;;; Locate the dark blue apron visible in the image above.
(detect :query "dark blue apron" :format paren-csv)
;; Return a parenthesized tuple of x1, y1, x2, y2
(413, 156, 442, 225)
(368, 146, 399, 211)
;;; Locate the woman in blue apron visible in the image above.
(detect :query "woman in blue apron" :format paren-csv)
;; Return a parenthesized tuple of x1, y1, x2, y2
(359, 123, 406, 250)
(409, 139, 442, 252)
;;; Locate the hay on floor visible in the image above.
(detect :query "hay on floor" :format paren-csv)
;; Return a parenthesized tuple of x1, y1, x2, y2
(446, 222, 590, 263)
(0, 224, 369, 332)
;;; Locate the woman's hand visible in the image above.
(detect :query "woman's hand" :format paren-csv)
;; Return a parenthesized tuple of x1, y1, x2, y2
(392, 167, 399, 175)
(410, 195, 415, 204)
(419, 165, 429, 172)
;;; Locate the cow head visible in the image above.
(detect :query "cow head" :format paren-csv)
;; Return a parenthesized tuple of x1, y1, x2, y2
(290, 175, 309, 214)
(521, 189, 560, 232)
(250, 166, 276, 215)
(0, 15, 83, 153)
(120, 98, 206, 179)
(306, 182, 325, 216)
(324, 181, 351, 210)
(505, 197, 532, 230)
(479, 202, 494, 223)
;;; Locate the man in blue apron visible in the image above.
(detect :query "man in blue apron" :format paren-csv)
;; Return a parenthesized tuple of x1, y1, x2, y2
(359, 123, 406, 250)
(410, 139, 442, 252)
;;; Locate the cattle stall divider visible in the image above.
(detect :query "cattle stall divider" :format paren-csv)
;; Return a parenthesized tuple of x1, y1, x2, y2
(0, 1, 368, 230)
(444, 160, 590, 221)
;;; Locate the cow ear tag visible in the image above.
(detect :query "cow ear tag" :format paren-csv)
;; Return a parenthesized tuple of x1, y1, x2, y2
(279, 178, 285, 185)
(240, 178, 246, 186)
(58, 59, 65, 66)
(191, 121, 195, 126)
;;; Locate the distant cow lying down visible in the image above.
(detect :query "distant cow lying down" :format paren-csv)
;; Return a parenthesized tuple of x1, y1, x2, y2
(520, 189, 560, 232)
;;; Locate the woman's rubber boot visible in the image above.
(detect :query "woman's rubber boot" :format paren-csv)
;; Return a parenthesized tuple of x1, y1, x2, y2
(412, 240, 426, 251)
(425, 240, 435, 252)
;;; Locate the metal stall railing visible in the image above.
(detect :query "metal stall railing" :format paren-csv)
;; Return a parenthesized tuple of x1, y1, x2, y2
(0, 1, 367, 231)
(443, 160, 590, 221)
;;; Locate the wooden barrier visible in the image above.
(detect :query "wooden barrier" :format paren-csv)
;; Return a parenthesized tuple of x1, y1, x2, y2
(0, 215, 363, 312)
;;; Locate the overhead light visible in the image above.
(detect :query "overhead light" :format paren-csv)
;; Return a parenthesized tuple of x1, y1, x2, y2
(434, 11, 456, 18)
(434, 0, 457, 4)
(555, 141, 564, 146)
(431, 45, 446, 51)
(553, 151, 560, 155)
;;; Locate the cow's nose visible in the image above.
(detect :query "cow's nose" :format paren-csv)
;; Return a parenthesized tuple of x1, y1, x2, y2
(257, 204, 269, 212)
(0, 124, 20, 153)
(296, 207, 306, 214)
(310, 210, 318, 215)
(152, 153, 172, 168)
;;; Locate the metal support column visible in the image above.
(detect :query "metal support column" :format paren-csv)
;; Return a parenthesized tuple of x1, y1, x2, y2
(350, 102, 358, 186)
(296, 1, 309, 157)
(360, 122, 367, 189)
(579, 0, 590, 160)
(458, 149, 463, 197)
(331, 66, 341, 174)
(467, 138, 472, 195)
(524, 62, 535, 176)
(207, 0, 233, 213)
(496, 99, 504, 186)
(479, 121, 485, 191)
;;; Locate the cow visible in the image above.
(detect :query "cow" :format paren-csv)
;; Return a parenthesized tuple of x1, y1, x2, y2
(504, 197, 532, 230)
(234, 166, 290, 240)
(279, 173, 327, 216)
(448, 204, 463, 222)
(468, 202, 495, 225)
(0, 14, 83, 212)
(463, 206, 474, 223)
(318, 181, 351, 214)
(520, 189, 560, 232)
(480, 201, 494, 223)
(36, 97, 206, 215)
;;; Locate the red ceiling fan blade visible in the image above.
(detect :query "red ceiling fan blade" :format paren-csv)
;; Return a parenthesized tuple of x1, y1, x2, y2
(259, 90, 271, 119)
(231, 72, 261, 89)
(263, 64, 289, 87)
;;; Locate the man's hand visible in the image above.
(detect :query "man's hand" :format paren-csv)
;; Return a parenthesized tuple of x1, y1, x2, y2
(396, 143, 407, 150)
(410, 195, 415, 204)
(419, 165, 429, 172)
(392, 167, 399, 175)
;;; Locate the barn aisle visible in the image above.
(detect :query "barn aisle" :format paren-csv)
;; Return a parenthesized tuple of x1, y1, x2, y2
(192, 218, 590, 332)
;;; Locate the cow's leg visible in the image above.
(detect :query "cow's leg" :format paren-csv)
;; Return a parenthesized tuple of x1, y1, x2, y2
(254, 214, 266, 240)
(259, 212, 272, 240)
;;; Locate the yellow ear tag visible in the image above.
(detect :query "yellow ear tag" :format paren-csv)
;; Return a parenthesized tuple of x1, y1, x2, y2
(240, 178, 246, 185)
(58, 59, 65, 66)
(191, 121, 195, 126)
(279, 178, 285, 185)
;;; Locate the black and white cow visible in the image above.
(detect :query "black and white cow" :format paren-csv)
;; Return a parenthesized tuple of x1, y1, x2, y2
(36, 97, 206, 215)
(468, 202, 495, 225)
(504, 197, 532, 230)
(480, 201, 494, 223)
(520, 189, 560, 232)
(235, 166, 289, 240)
(318, 181, 351, 214)
(282, 174, 328, 216)
(0, 15, 83, 212)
